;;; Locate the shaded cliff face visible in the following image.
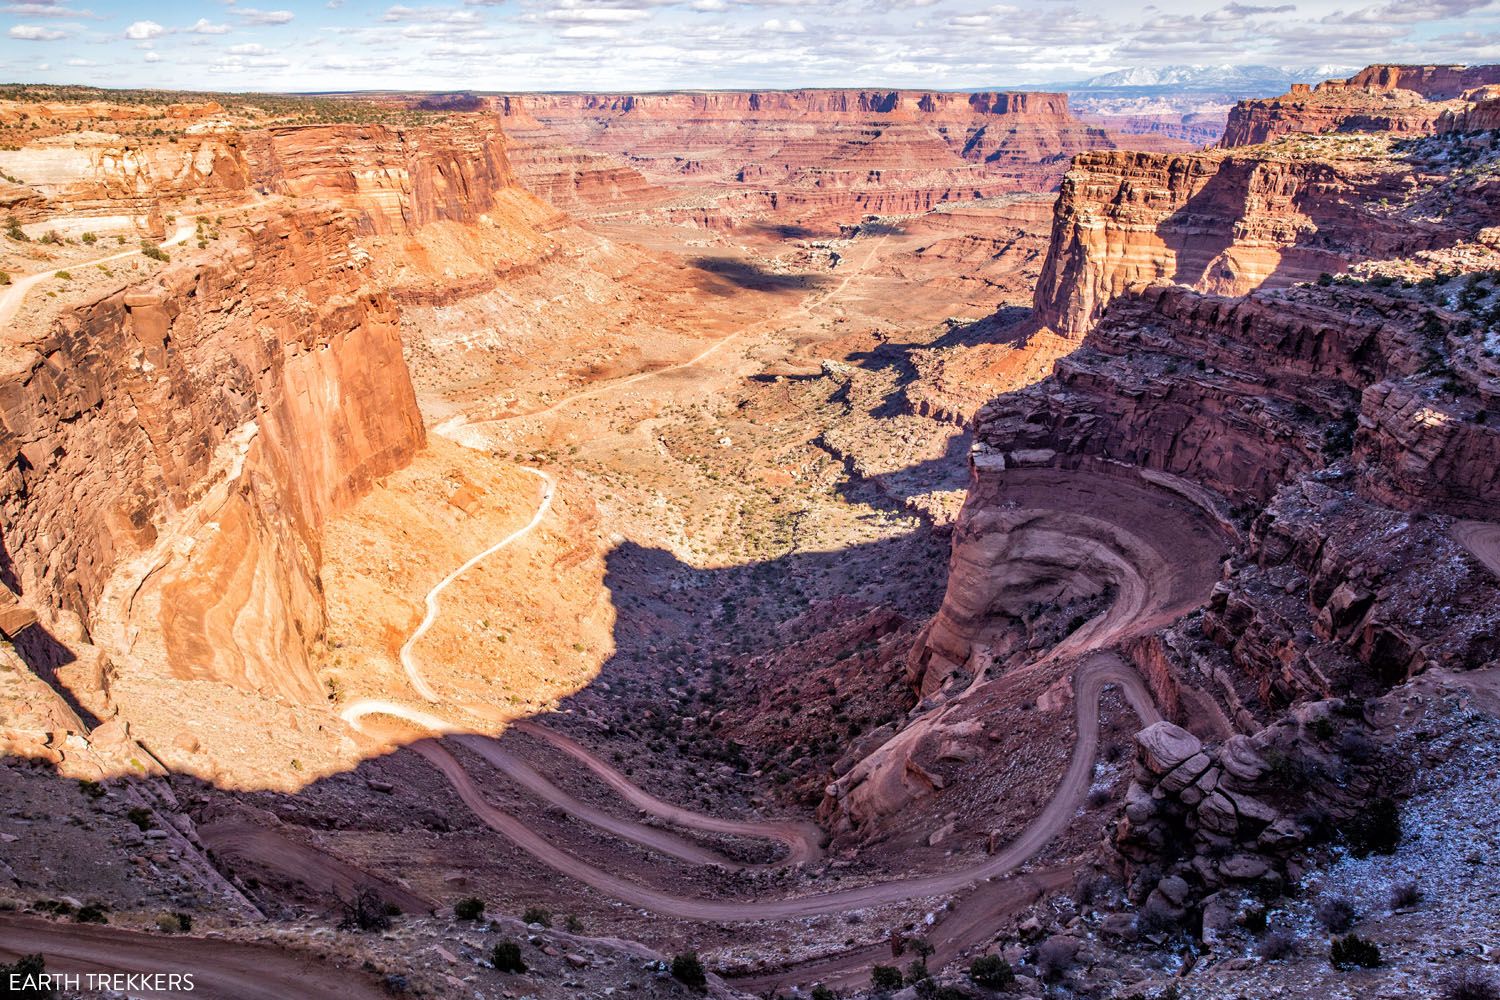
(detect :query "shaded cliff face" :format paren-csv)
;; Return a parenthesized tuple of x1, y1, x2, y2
(1031, 144, 1443, 338)
(871, 125, 1500, 886)
(1220, 62, 1500, 148)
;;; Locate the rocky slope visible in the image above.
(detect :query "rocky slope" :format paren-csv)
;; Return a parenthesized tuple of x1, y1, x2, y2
(1221, 62, 1500, 148)
(850, 98, 1500, 998)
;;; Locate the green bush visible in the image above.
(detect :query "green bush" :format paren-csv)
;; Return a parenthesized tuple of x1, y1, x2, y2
(871, 964, 903, 992)
(1342, 798, 1401, 857)
(811, 986, 838, 1000)
(906, 959, 930, 984)
(75, 903, 107, 924)
(452, 896, 484, 921)
(969, 954, 1015, 988)
(491, 940, 525, 974)
(521, 905, 551, 927)
(671, 952, 707, 992)
(0, 954, 54, 997)
(139, 239, 169, 263)
(1330, 933, 1382, 969)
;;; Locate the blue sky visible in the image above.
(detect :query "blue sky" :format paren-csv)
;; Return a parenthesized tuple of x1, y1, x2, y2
(2, 0, 1496, 92)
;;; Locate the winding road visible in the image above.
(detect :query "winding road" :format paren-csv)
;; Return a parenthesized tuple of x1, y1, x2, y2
(0, 914, 388, 1000)
(346, 650, 1158, 921)
(1455, 519, 1500, 580)
(0, 222, 195, 331)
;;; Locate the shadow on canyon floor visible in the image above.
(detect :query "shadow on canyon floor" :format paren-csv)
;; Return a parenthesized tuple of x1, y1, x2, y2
(687, 256, 830, 296)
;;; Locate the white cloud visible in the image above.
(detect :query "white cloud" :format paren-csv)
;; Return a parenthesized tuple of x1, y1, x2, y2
(2, 2, 93, 16)
(235, 7, 294, 24)
(123, 19, 163, 39)
(544, 6, 650, 21)
(8, 23, 66, 38)
(228, 42, 272, 53)
(187, 17, 231, 33)
(762, 16, 805, 31)
(144, 50, 161, 61)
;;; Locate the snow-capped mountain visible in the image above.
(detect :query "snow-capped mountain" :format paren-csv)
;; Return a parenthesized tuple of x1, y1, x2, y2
(1081, 64, 1357, 90)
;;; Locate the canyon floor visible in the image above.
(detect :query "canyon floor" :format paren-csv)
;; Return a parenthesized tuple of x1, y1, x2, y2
(2, 75, 1499, 1000)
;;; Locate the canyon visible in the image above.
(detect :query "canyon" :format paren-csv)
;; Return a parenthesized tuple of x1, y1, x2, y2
(0, 65, 1497, 1000)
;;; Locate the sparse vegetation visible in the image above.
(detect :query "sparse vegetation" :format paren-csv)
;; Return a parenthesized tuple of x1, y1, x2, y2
(1315, 896, 1357, 932)
(491, 940, 526, 974)
(521, 905, 552, 927)
(0, 954, 53, 997)
(453, 896, 485, 921)
(1260, 930, 1297, 960)
(1442, 967, 1500, 1000)
(126, 806, 153, 831)
(1330, 933, 1382, 969)
(1341, 797, 1401, 856)
(671, 951, 707, 991)
(140, 239, 170, 263)
(969, 953, 1015, 989)
(339, 886, 392, 932)
(871, 965, 904, 992)
(1389, 879, 1422, 910)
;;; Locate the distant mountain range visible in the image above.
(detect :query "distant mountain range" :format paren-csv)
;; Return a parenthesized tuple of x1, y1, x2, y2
(1075, 64, 1356, 91)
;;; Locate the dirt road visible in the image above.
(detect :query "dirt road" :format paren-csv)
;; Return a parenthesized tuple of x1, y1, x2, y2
(0, 914, 387, 999)
(0, 223, 194, 331)
(351, 652, 1156, 921)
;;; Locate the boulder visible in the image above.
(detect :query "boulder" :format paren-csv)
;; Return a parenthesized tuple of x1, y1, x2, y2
(1135, 722, 1203, 776)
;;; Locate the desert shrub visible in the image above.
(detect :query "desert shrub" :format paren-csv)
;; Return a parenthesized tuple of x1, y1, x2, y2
(381, 973, 409, 995)
(77, 780, 105, 800)
(969, 953, 1015, 989)
(1389, 880, 1422, 910)
(340, 886, 391, 932)
(810, 986, 838, 1000)
(81, 231, 97, 244)
(53, 270, 69, 280)
(1036, 937, 1080, 981)
(1342, 798, 1401, 856)
(491, 940, 526, 974)
(139, 239, 169, 263)
(5, 217, 27, 241)
(906, 959, 931, 984)
(126, 807, 153, 830)
(1241, 906, 1268, 933)
(565, 913, 583, 932)
(871, 965, 903, 992)
(1137, 897, 1180, 936)
(1, 954, 54, 997)
(453, 896, 484, 921)
(1441, 967, 1500, 1000)
(521, 905, 551, 927)
(1260, 931, 1297, 960)
(75, 903, 107, 924)
(155, 912, 184, 933)
(1330, 934, 1382, 969)
(671, 951, 707, 991)
(1315, 896, 1357, 932)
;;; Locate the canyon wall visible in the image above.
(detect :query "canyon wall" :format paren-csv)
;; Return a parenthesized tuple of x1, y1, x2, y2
(1221, 63, 1500, 148)
(0, 207, 423, 704)
(499, 89, 1191, 226)
(1031, 146, 1438, 338)
(0, 113, 553, 712)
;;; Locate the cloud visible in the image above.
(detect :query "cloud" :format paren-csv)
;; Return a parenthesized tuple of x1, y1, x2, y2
(2, 2, 95, 16)
(559, 23, 622, 35)
(1322, 0, 1489, 23)
(144, 50, 161, 61)
(227, 41, 273, 53)
(235, 7, 294, 24)
(762, 16, 805, 30)
(8, 22, 66, 38)
(543, 5, 651, 22)
(187, 17, 231, 33)
(123, 18, 163, 39)
(690, 0, 726, 8)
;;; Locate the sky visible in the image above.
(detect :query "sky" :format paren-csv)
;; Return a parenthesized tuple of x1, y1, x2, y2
(0, 0, 1496, 93)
